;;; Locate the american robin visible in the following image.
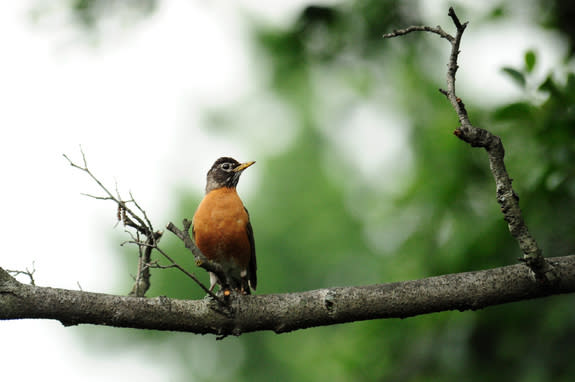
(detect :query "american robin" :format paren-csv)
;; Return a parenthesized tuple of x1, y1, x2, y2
(192, 157, 257, 295)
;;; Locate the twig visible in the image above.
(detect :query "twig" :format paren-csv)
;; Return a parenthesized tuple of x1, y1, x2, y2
(146, 261, 178, 270)
(128, 232, 150, 297)
(153, 246, 224, 302)
(383, 25, 454, 43)
(63, 149, 150, 236)
(7, 262, 36, 286)
(130, 191, 155, 236)
(384, 7, 552, 281)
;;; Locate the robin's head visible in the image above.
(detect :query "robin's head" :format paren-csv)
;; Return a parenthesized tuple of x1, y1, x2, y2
(205, 157, 255, 193)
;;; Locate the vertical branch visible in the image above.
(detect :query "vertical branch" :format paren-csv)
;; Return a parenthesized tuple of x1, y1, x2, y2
(128, 232, 152, 297)
(384, 7, 553, 281)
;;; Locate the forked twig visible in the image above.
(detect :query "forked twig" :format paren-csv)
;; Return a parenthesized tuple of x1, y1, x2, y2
(7, 262, 36, 286)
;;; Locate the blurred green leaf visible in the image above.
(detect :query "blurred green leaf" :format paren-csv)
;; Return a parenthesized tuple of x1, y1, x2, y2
(566, 72, 575, 95)
(539, 74, 561, 96)
(502, 67, 526, 88)
(525, 50, 537, 73)
(488, 5, 506, 19)
(492, 102, 534, 121)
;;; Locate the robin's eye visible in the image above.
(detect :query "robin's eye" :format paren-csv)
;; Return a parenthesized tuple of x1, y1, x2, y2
(221, 163, 232, 171)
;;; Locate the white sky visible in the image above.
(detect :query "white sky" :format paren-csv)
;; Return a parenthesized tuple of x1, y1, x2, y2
(0, 0, 568, 380)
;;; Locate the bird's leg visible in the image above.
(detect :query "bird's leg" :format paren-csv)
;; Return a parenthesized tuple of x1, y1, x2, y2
(240, 277, 250, 295)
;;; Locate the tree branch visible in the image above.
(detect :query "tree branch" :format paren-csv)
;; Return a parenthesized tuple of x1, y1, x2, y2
(384, 7, 550, 281)
(2, 256, 575, 335)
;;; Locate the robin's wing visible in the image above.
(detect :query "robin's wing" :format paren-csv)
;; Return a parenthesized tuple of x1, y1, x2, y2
(245, 207, 257, 290)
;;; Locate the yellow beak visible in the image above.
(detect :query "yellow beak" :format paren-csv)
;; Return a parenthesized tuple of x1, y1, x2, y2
(233, 161, 255, 172)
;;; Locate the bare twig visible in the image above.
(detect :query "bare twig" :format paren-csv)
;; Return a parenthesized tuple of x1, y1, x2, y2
(127, 232, 149, 297)
(130, 191, 155, 235)
(80, 193, 113, 200)
(153, 244, 221, 301)
(146, 261, 178, 270)
(7, 262, 36, 286)
(383, 25, 454, 43)
(384, 7, 551, 281)
(63, 151, 148, 233)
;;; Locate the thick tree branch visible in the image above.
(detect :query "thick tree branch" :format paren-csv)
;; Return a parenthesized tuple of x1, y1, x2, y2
(1, 256, 575, 335)
(384, 7, 550, 280)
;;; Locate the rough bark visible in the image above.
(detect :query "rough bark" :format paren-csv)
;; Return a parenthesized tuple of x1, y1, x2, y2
(2, 256, 575, 336)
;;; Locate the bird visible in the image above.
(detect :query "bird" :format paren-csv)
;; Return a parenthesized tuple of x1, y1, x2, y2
(192, 157, 257, 295)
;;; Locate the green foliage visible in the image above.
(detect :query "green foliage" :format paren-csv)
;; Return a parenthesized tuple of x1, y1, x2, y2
(502, 67, 527, 88)
(525, 50, 537, 73)
(33, 0, 157, 35)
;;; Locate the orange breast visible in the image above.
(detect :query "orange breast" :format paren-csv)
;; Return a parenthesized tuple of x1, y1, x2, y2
(192, 188, 251, 269)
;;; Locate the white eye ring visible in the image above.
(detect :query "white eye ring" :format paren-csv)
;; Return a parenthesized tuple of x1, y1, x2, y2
(221, 162, 232, 171)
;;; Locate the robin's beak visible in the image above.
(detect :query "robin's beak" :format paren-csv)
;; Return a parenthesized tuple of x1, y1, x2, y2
(233, 161, 255, 172)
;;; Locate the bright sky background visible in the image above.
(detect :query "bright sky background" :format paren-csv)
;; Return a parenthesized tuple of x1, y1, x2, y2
(0, 0, 568, 380)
